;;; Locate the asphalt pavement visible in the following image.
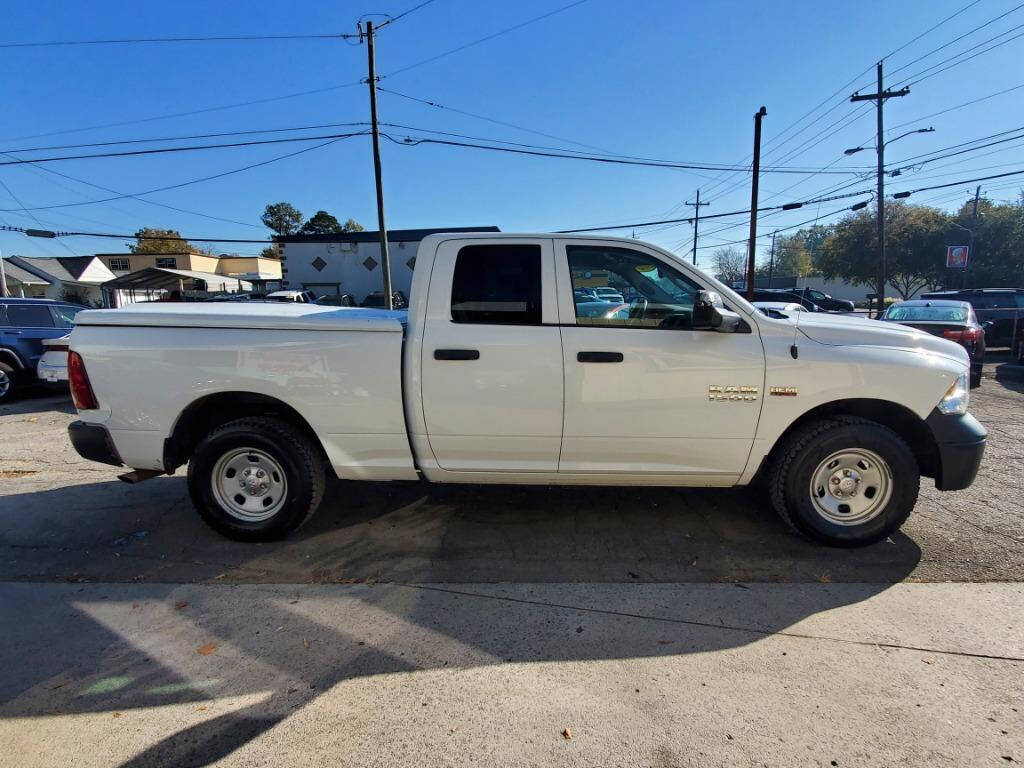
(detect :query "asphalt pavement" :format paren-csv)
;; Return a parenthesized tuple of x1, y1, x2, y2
(1, 376, 1023, 767)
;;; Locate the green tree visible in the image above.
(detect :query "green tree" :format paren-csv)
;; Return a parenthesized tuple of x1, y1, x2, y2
(300, 210, 344, 235)
(954, 198, 1024, 288)
(261, 202, 304, 236)
(130, 228, 192, 254)
(818, 202, 949, 299)
(342, 218, 365, 232)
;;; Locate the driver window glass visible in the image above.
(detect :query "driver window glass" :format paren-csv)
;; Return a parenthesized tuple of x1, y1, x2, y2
(567, 245, 701, 329)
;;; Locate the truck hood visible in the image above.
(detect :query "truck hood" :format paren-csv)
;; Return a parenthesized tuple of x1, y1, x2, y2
(794, 312, 970, 366)
(74, 302, 407, 332)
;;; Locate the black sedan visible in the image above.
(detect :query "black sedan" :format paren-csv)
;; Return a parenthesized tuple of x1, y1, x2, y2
(881, 299, 987, 387)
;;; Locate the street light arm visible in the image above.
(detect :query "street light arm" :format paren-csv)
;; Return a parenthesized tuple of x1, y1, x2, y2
(883, 127, 935, 148)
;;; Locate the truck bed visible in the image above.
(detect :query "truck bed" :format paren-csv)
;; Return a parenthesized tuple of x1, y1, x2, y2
(71, 303, 417, 481)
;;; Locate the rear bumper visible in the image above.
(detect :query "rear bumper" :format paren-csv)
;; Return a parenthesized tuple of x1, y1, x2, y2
(925, 409, 986, 491)
(68, 421, 123, 467)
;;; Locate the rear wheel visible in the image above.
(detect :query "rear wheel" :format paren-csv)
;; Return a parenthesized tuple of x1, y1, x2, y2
(770, 417, 919, 547)
(187, 416, 326, 541)
(970, 368, 982, 388)
(0, 362, 16, 404)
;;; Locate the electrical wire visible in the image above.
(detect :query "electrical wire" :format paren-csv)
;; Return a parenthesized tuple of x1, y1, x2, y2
(383, 0, 590, 78)
(0, 135, 360, 213)
(0, 130, 369, 167)
(375, 0, 441, 30)
(0, 32, 355, 49)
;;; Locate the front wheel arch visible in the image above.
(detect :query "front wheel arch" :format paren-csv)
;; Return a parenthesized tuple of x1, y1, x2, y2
(759, 398, 939, 482)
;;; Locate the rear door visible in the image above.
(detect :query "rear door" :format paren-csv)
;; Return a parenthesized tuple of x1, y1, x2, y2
(420, 238, 564, 471)
(554, 240, 764, 478)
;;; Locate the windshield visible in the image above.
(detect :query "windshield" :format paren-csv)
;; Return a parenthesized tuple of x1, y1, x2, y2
(884, 305, 968, 322)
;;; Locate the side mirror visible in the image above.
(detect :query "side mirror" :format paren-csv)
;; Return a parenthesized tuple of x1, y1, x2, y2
(692, 290, 743, 333)
(982, 320, 995, 330)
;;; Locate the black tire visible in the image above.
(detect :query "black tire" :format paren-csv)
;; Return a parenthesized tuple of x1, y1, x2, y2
(0, 362, 16, 404)
(970, 369, 982, 389)
(187, 416, 326, 541)
(769, 417, 919, 547)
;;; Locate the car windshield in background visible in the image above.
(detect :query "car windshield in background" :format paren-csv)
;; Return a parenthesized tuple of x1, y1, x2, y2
(885, 305, 968, 322)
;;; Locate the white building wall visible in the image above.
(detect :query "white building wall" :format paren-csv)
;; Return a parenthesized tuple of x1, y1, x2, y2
(280, 239, 419, 302)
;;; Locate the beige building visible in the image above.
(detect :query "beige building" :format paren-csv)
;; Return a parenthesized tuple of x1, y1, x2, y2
(95, 252, 282, 281)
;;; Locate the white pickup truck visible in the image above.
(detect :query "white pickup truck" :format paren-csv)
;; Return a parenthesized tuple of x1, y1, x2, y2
(67, 233, 986, 547)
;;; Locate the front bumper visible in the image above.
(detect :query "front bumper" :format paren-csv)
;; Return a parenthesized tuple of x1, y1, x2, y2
(925, 409, 987, 491)
(68, 421, 123, 467)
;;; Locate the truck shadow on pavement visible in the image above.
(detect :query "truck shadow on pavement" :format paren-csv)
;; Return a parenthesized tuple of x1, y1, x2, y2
(0, 477, 922, 767)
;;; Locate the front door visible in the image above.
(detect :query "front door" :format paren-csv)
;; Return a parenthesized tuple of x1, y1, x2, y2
(420, 238, 564, 472)
(554, 240, 764, 479)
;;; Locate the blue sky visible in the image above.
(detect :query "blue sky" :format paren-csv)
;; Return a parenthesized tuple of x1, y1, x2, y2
(1, 0, 1022, 266)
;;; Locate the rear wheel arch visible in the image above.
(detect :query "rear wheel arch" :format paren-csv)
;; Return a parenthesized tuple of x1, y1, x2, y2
(760, 398, 939, 481)
(0, 348, 25, 369)
(164, 391, 331, 475)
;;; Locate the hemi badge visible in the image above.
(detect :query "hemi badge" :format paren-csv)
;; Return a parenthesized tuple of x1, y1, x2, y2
(770, 386, 798, 397)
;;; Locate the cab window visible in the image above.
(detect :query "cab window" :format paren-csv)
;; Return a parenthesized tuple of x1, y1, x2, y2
(451, 244, 542, 325)
(566, 245, 701, 329)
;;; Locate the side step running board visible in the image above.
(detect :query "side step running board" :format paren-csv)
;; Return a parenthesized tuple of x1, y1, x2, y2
(118, 469, 165, 484)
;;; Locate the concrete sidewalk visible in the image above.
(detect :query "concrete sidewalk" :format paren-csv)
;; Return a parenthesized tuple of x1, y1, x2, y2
(1, 582, 1021, 767)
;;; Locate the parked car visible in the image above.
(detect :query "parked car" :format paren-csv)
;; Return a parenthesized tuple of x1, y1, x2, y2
(37, 334, 70, 383)
(746, 289, 819, 310)
(361, 290, 408, 309)
(594, 286, 625, 303)
(573, 288, 600, 302)
(882, 300, 986, 388)
(67, 233, 985, 548)
(315, 294, 356, 307)
(777, 287, 856, 313)
(265, 290, 317, 303)
(752, 301, 807, 319)
(920, 289, 1024, 348)
(0, 298, 84, 402)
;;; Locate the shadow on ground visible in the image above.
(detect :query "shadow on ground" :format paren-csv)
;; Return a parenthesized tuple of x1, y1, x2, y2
(0, 475, 922, 584)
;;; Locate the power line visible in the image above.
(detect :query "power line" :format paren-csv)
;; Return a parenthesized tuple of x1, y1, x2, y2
(383, 0, 591, 77)
(375, 0, 441, 29)
(0, 32, 355, 49)
(0, 121, 369, 155)
(880, 0, 985, 61)
(0, 224, 271, 243)
(893, 22, 1024, 88)
(0, 135, 358, 213)
(886, 81, 1024, 132)
(0, 130, 369, 167)
(386, 133, 870, 173)
(898, 167, 1024, 196)
(555, 188, 873, 233)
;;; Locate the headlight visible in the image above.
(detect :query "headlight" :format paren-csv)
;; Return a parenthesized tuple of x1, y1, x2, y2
(937, 370, 969, 415)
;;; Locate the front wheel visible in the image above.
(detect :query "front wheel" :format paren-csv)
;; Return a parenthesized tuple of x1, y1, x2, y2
(188, 416, 326, 541)
(0, 362, 16, 404)
(769, 417, 919, 547)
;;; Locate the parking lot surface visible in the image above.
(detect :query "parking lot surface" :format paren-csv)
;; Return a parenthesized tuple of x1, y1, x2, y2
(2, 377, 1023, 768)
(1, 376, 1022, 585)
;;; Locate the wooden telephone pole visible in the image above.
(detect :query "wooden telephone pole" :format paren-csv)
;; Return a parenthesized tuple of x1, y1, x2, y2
(362, 20, 394, 310)
(745, 107, 767, 300)
(685, 190, 709, 266)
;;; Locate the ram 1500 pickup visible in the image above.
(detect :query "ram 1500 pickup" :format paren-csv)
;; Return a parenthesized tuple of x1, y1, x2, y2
(66, 233, 987, 546)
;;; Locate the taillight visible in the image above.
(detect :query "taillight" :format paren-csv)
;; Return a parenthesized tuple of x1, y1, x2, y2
(68, 351, 98, 410)
(943, 328, 980, 345)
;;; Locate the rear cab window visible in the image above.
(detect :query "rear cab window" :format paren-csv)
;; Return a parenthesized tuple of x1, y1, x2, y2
(450, 244, 542, 325)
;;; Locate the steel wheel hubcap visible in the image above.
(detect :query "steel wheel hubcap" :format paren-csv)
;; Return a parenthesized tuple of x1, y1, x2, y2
(211, 447, 288, 522)
(809, 448, 892, 526)
(0, 371, 9, 397)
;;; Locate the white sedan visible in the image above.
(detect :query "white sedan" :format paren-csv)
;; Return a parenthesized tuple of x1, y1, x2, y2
(37, 334, 70, 383)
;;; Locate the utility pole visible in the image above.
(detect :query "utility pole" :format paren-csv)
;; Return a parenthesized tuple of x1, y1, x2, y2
(966, 184, 981, 289)
(746, 106, 767, 300)
(851, 62, 909, 317)
(767, 230, 777, 289)
(0, 245, 7, 297)
(362, 20, 394, 310)
(685, 189, 709, 266)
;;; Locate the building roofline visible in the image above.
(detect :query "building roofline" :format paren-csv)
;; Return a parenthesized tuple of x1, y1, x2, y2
(275, 226, 499, 244)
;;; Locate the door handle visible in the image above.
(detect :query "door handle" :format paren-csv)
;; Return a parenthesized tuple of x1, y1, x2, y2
(577, 351, 623, 363)
(434, 348, 480, 361)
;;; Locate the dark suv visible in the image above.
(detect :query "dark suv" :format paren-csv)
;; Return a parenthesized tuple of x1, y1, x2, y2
(777, 287, 856, 313)
(0, 298, 84, 402)
(920, 289, 1024, 348)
